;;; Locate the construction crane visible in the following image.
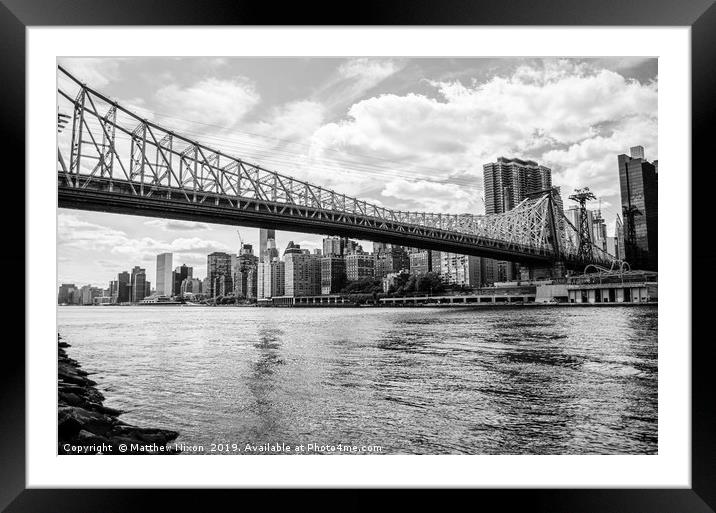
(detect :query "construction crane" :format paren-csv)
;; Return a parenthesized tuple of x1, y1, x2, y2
(236, 229, 244, 254)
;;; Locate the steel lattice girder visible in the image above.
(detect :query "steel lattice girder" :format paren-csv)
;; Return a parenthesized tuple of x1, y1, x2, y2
(56, 65, 617, 269)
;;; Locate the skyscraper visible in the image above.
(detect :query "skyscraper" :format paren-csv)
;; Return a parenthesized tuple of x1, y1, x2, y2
(483, 157, 552, 214)
(618, 146, 658, 271)
(207, 252, 233, 298)
(284, 243, 321, 297)
(409, 249, 434, 276)
(483, 157, 553, 281)
(345, 253, 375, 281)
(258, 258, 285, 299)
(172, 264, 192, 296)
(615, 214, 626, 261)
(156, 253, 173, 296)
(57, 283, 77, 305)
(440, 253, 482, 287)
(233, 243, 259, 299)
(130, 266, 148, 303)
(320, 256, 346, 295)
(259, 228, 276, 263)
(374, 245, 410, 279)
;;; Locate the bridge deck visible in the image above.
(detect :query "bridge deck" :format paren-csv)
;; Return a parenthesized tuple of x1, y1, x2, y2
(58, 176, 568, 266)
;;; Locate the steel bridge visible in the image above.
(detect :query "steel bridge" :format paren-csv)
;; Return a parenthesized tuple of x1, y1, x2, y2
(56, 66, 617, 270)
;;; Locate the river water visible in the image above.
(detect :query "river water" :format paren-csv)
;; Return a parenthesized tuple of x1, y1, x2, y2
(57, 305, 657, 455)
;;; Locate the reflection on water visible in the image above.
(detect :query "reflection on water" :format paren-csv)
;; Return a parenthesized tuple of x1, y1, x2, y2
(58, 305, 657, 454)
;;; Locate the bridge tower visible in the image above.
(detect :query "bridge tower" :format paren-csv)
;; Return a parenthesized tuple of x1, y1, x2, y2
(568, 187, 597, 262)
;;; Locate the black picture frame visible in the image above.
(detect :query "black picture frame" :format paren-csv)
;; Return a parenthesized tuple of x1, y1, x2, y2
(2, 0, 713, 510)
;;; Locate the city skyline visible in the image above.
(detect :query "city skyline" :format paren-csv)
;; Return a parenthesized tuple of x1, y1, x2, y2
(57, 57, 657, 287)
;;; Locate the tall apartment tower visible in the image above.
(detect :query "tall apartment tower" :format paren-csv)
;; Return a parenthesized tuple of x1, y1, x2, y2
(618, 146, 658, 271)
(130, 266, 148, 303)
(259, 228, 276, 263)
(483, 157, 552, 282)
(483, 157, 552, 215)
(156, 253, 173, 296)
(116, 271, 131, 303)
(284, 241, 321, 297)
(257, 259, 285, 299)
(207, 252, 233, 298)
(233, 243, 259, 299)
(172, 264, 192, 296)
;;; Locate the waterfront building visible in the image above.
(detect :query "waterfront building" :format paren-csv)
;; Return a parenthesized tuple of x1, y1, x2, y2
(285, 247, 321, 297)
(321, 256, 346, 295)
(57, 283, 77, 305)
(431, 251, 442, 277)
(180, 277, 202, 296)
(345, 253, 375, 281)
(480, 258, 498, 286)
(108, 280, 118, 303)
(172, 264, 192, 297)
(483, 156, 553, 281)
(618, 146, 658, 271)
(202, 277, 211, 295)
(115, 271, 130, 303)
(258, 258, 285, 299)
(567, 270, 657, 303)
(246, 268, 258, 299)
(258, 228, 276, 263)
(207, 252, 233, 298)
(130, 266, 148, 303)
(80, 285, 103, 305)
(374, 245, 410, 278)
(156, 253, 173, 296)
(233, 243, 259, 299)
(409, 249, 434, 276)
(440, 253, 482, 288)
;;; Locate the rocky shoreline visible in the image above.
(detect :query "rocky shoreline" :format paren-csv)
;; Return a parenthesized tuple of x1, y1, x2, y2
(58, 334, 180, 454)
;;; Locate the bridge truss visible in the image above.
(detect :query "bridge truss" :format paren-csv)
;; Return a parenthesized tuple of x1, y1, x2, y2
(56, 66, 617, 270)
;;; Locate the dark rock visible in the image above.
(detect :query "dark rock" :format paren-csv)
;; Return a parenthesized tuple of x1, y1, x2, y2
(58, 391, 84, 407)
(58, 406, 116, 437)
(58, 409, 83, 438)
(92, 404, 123, 416)
(113, 425, 179, 444)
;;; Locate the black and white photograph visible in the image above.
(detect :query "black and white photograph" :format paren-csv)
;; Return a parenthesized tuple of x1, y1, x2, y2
(55, 55, 659, 457)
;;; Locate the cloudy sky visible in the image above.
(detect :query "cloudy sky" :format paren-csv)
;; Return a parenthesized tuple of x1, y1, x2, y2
(57, 57, 657, 289)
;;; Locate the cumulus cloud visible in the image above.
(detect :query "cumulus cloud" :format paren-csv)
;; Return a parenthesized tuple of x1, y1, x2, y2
(59, 214, 231, 262)
(314, 58, 403, 113)
(58, 58, 123, 88)
(252, 100, 326, 143)
(155, 77, 260, 130)
(381, 178, 479, 214)
(144, 219, 212, 231)
(308, 59, 657, 213)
